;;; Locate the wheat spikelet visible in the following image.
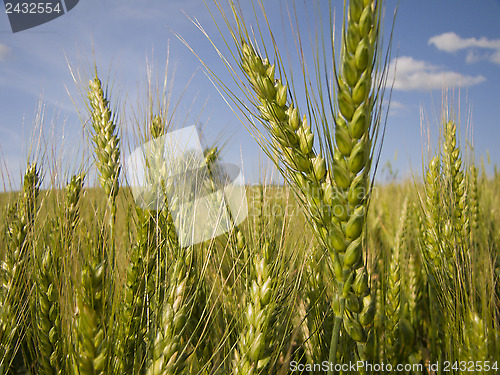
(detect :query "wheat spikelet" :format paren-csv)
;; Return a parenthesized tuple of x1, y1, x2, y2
(114, 211, 149, 374)
(385, 262, 400, 364)
(150, 114, 165, 139)
(239, 43, 329, 240)
(146, 248, 195, 375)
(69, 214, 113, 375)
(65, 173, 85, 233)
(241, 0, 382, 360)
(87, 74, 121, 274)
(332, 0, 378, 278)
(72, 254, 110, 375)
(406, 254, 419, 330)
(113, 114, 167, 374)
(241, 42, 325, 184)
(320, 1, 382, 367)
(420, 151, 453, 365)
(0, 203, 26, 373)
(301, 258, 332, 364)
(135, 119, 197, 372)
(88, 76, 120, 211)
(0, 163, 40, 373)
(422, 156, 444, 272)
(464, 311, 488, 362)
(442, 120, 469, 248)
(384, 199, 407, 365)
(115, 202, 177, 373)
(232, 241, 278, 375)
(35, 247, 64, 375)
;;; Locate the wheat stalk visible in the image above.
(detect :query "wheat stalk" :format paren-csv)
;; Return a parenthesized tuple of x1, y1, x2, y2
(191, 0, 387, 369)
(64, 173, 85, 233)
(301, 257, 332, 364)
(146, 248, 195, 375)
(322, 3, 385, 368)
(35, 244, 64, 375)
(114, 114, 166, 374)
(87, 73, 121, 268)
(88, 75, 120, 211)
(232, 241, 278, 374)
(68, 72, 122, 374)
(384, 199, 406, 365)
(72, 245, 110, 375)
(0, 163, 40, 373)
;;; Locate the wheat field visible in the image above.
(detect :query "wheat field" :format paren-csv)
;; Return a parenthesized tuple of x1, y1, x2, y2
(1, 0, 499, 374)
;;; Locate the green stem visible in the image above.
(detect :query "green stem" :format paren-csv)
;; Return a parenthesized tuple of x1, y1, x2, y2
(328, 297, 345, 375)
(109, 200, 116, 268)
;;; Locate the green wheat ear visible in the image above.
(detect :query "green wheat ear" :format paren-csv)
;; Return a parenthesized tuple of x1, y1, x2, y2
(232, 241, 278, 375)
(88, 76, 120, 209)
(113, 114, 165, 374)
(87, 73, 121, 270)
(330, 0, 381, 319)
(146, 247, 196, 375)
(35, 244, 64, 375)
(65, 173, 85, 233)
(0, 163, 40, 373)
(301, 256, 332, 364)
(384, 198, 416, 365)
(72, 230, 110, 375)
(114, 113, 172, 374)
(192, 0, 388, 369)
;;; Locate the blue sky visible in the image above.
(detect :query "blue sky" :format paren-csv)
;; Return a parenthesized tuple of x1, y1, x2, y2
(1, 0, 500, 190)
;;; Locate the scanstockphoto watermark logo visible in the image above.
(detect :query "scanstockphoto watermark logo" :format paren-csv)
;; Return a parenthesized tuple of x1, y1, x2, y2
(290, 360, 430, 373)
(126, 125, 248, 248)
(4, 0, 79, 33)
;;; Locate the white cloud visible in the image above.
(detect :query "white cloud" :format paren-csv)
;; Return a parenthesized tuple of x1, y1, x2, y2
(0, 43, 12, 62)
(492, 50, 500, 65)
(388, 56, 485, 91)
(387, 100, 407, 116)
(429, 32, 500, 66)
